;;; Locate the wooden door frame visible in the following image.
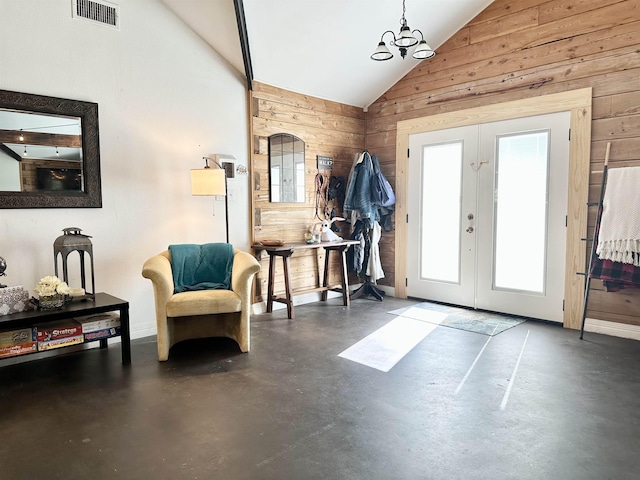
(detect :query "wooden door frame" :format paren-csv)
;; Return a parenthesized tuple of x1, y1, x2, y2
(395, 88, 592, 329)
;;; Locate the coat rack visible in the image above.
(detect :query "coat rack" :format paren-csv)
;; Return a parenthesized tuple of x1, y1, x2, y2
(344, 151, 393, 302)
(350, 220, 385, 301)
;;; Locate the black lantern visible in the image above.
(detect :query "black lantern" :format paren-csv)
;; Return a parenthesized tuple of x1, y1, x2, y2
(54, 227, 95, 299)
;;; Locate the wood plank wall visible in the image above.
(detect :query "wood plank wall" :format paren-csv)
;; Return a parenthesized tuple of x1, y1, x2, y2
(250, 82, 365, 302)
(365, 0, 640, 327)
(20, 159, 80, 191)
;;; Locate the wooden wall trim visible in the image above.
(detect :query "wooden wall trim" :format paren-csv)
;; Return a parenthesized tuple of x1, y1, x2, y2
(394, 88, 592, 329)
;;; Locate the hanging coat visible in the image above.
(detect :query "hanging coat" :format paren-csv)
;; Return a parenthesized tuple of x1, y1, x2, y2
(344, 152, 378, 221)
(366, 220, 384, 281)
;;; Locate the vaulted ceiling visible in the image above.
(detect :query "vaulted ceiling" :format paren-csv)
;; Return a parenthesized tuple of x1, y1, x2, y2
(162, 0, 494, 108)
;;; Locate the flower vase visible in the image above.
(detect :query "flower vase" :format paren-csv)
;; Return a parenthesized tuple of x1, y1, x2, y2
(38, 293, 66, 310)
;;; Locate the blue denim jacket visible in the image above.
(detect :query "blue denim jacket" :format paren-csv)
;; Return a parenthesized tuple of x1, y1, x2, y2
(344, 152, 378, 221)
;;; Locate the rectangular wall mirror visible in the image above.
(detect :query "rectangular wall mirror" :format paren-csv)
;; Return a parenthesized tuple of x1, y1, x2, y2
(269, 133, 305, 203)
(0, 89, 102, 208)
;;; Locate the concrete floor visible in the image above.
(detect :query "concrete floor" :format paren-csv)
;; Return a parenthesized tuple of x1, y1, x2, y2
(1, 296, 639, 480)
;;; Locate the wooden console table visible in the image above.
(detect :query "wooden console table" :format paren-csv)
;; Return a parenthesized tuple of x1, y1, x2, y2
(253, 240, 359, 319)
(0, 292, 130, 365)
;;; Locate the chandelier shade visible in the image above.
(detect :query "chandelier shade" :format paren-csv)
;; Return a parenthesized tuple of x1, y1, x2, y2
(371, 39, 393, 61)
(412, 39, 435, 60)
(395, 25, 418, 48)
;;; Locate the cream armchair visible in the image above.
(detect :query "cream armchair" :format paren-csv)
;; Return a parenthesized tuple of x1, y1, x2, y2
(142, 249, 260, 361)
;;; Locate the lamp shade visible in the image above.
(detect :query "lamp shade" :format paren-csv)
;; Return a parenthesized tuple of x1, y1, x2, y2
(371, 41, 393, 61)
(191, 168, 226, 196)
(412, 40, 435, 59)
(395, 25, 418, 47)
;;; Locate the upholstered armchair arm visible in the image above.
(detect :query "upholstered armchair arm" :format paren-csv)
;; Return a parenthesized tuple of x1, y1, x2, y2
(142, 251, 174, 314)
(231, 249, 261, 306)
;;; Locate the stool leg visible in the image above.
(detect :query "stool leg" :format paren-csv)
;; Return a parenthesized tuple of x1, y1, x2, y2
(340, 248, 350, 306)
(321, 249, 331, 301)
(266, 254, 276, 313)
(282, 255, 294, 318)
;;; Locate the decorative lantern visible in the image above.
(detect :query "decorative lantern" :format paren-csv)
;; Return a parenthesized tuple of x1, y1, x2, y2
(53, 227, 95, 299)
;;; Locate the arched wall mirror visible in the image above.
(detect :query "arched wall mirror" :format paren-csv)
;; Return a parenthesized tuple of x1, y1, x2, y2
(0, 89, 102, 208)
(269, 133, 305, 203)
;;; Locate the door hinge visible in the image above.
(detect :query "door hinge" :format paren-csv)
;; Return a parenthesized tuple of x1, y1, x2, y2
(406, 214, 409, 223)
(405, 278, 408, 287)
(563, 299, 565, 311)
(566, 215, 568, 227)
(568, 128, 571, 141)
(407, 148, 410, 157)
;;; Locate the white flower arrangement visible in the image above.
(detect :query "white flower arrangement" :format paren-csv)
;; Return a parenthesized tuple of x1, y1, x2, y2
(34, 275, 71, 297)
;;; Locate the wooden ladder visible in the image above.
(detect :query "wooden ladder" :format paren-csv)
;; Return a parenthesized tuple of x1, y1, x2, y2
(579, 142, 610, 339)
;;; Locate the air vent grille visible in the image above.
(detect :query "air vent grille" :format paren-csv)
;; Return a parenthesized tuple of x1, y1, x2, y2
(72, 0, 119, 29)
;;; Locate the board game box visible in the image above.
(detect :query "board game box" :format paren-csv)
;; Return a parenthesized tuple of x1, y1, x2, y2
(84, 326, 121, 342)
(0, 327, 36, 348)
(75, 312, 121, 333)
(0, 343, 38, 358)
(35, 319, 82, 343)
(37, 334, 84, 351)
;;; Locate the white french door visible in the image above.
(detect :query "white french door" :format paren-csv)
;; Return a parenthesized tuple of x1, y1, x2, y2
(406, 112, 570, 322)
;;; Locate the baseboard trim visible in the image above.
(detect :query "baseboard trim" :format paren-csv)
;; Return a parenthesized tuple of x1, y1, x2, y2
(252, 289, 344, 315)
(251, 283, 396, 314)
(376, 284, 395, 297)
(584, 318, 640, 341)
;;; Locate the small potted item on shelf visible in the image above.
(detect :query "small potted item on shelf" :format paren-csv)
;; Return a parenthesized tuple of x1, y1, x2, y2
(32, 275, 71, 310)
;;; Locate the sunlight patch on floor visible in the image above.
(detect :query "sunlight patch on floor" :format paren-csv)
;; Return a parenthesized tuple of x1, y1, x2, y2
(338, 311, 446, 372)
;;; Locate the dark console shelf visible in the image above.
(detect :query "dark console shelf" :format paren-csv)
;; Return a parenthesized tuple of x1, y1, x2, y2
(0, 292, 130, 365)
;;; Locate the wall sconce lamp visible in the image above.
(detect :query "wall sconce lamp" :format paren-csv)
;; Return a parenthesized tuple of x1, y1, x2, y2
(191, 155, 234, 243)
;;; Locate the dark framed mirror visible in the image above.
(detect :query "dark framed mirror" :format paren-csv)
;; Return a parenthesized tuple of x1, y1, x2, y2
(269, 133, 305, 203)
(0, 89, 102, 208)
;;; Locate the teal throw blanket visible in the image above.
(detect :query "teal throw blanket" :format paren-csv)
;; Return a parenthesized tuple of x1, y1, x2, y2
(169, 243, 234, 293)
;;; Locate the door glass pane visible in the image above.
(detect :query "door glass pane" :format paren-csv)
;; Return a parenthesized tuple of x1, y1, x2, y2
(420, 142, 463, 283)
(494, 131, 549, 293)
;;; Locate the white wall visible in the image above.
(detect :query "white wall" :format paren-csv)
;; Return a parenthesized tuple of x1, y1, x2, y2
(0, 151, 20, 191)
(0, 0, 251, 339)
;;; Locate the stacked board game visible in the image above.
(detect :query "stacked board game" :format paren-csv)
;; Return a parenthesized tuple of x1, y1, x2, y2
(36, 319, 84, 351)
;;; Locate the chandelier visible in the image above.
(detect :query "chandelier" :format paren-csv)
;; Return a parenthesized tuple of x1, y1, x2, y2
(370, 0, 435, 61)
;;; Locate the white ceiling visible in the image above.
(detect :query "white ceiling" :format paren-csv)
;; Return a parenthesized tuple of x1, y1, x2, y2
(162, 0, 494, 108)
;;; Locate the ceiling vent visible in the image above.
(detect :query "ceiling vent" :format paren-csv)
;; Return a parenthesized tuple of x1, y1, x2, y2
(72, 0, 119, 29)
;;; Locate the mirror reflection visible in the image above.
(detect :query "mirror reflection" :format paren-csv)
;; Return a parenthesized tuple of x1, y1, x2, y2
(0, 109, 83, 192)
(269, 133, 305, 203)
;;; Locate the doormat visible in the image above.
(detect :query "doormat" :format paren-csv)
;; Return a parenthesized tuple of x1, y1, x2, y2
(388, 302, 527, 336)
